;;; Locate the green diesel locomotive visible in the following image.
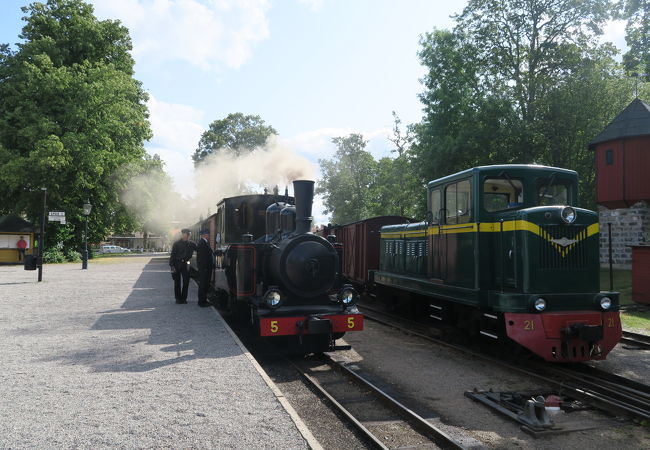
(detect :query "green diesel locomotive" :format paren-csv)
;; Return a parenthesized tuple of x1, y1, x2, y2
(370, 164, 621, 362)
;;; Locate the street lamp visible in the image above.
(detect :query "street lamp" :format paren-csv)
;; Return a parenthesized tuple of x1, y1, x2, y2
(82, 200, 92, 270)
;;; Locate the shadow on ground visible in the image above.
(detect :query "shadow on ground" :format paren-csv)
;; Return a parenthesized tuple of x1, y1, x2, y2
(40, 257, 241, 372)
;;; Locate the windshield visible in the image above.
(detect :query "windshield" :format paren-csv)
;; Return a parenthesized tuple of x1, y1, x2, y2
(483, 177, 524, 212)
(538, 182, 569, 206)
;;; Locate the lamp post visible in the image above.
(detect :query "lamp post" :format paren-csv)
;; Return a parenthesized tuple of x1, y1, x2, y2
(82, 200, 92, 270)
(38, 187, 47, 282)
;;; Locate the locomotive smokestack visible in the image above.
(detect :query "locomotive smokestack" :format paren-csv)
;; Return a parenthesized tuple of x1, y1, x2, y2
(293, 180, 314, 235)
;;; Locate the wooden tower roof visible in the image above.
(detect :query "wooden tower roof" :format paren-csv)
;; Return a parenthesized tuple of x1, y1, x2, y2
(591, 98, 650, 146)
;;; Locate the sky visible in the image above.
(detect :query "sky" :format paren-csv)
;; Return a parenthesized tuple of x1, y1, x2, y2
(0, 0, 629, 224)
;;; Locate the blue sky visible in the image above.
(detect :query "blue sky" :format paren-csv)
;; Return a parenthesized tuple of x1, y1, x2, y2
(0, 0, 628, 223)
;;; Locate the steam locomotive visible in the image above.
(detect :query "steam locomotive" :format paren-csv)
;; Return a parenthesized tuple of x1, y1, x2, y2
(188, 180, 363, 351)
(325, 165, 622, 362)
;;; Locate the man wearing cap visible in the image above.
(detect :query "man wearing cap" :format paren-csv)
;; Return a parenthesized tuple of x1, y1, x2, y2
(169, 228, 197, 304)
(196, 229, 215, 307)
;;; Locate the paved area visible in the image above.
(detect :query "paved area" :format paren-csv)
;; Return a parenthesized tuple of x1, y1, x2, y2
(0, 256, 310, 449)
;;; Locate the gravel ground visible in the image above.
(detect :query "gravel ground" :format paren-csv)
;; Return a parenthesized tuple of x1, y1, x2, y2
(0, 256, 309, 449)
(341, 320, 650, 449)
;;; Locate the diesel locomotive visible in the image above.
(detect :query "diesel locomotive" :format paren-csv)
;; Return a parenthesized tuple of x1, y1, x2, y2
(188, 180, 363, 351)
(331, 165, 622, 362)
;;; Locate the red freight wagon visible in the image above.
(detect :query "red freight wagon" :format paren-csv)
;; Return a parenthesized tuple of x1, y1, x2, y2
(332, 216, 411, 286)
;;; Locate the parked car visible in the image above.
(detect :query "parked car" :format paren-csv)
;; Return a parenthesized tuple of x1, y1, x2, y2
(99, 245, 130, 253)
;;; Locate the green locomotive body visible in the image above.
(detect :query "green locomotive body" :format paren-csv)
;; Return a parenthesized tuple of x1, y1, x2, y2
(371, 164, 621, 362)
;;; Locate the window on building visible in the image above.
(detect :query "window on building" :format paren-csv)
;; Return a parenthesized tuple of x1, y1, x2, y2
(605, 149, 614, 165)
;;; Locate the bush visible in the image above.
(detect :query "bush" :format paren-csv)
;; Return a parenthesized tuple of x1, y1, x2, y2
(64, 249, 81, 262)
(43, 247, 66, 263)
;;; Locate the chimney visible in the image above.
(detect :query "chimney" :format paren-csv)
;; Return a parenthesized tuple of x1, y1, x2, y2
(293, 180, 314, 235)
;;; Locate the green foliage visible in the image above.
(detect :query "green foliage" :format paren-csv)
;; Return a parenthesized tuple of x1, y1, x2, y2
(192, 112, 277, 164)
(42, 247, 65, 263)
(414, 0, 642, 209)
(317, 134, 376, 224)
(64, 247, 81, 262)
(317, 119, 424, 225)
(0, 0, 152, 252)
(619, 0, 650, 81)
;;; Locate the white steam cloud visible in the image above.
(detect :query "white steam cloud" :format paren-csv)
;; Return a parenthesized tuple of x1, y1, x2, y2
(122, 136, 316, 236)
(192, 135, 315, 221)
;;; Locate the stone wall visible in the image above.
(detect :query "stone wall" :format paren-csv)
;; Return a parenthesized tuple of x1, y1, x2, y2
(598, 201, 650, 267)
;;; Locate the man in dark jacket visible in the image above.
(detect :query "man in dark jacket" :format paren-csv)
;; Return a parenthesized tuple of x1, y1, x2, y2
(196, 229, 215, 307)
(169, 228, 197, 304)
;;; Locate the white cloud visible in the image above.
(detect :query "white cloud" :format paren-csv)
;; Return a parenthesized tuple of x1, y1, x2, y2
(92, 0, 270, 71)
(145, 95, 205, 194)
(282, 126, 393, 161)
(297, 0, 325, 12)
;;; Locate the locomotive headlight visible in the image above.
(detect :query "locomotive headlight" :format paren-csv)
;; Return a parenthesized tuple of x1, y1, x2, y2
(560, 206, 577, 224)
(600, 297, 612, 310)
(534, 298, 547, 312)
(264, 289, 283, 309)
(338, 285, 358, 306)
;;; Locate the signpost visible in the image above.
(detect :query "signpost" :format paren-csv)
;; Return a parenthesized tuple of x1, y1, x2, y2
(48, 211, 66, 225)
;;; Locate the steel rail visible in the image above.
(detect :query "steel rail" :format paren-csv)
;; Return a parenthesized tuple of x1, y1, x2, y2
(358, 304, 650, 422)
(290, 356, 466, 450)
(620, 331, 650, 350)
(322, 354, 466, 450)
(291, 360, 389, 450)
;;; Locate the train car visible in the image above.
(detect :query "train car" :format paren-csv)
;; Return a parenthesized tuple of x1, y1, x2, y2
(368, 164, 621, 362)
(321, 216, 412, 288)
(190, 181, 363, 351)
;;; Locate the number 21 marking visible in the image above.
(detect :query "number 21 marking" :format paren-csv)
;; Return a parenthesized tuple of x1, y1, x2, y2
(524, 320, 535, 331)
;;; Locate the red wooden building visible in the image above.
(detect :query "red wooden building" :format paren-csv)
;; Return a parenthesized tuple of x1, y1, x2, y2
(591, 98, 650, 303)
(591, 98, 650, 208)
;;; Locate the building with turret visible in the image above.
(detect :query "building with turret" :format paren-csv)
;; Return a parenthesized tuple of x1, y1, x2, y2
(591, 98, 650, 267)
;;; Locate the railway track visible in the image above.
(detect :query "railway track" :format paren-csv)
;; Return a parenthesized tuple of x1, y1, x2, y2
(621, 330, 650, 350)
(291, 353, 466, 450)
(358, 303, 650, 423)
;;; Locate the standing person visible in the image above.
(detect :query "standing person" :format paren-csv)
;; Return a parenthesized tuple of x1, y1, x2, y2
(196, 229, 215, 307)
(169, 229, 197, 304)
(16, 236, 27, 262)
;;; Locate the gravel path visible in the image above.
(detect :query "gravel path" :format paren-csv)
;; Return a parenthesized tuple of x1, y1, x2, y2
(341, 320, 650, 449)
(0, 256, 309, 449)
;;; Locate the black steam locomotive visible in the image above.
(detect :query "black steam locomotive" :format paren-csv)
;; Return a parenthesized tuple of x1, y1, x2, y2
(188, 180, 363, 350)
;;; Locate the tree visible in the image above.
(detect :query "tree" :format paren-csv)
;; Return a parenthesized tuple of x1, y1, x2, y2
(455, 0, 613, 123)
(0, 0, 152, 250)
(414, 0, 637, 208)
(317, 134, 377, 224)
(367, 112, 423, 219)
(192, 113, 277, 164)
(619, 0, 650, 81)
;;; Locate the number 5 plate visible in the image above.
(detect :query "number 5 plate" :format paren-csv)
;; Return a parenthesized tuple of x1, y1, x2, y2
(260, 314, 364, 336)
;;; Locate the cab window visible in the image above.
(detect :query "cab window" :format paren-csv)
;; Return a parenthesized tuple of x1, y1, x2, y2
(483, 177, 524, 212)
(430, 189, 441, 224)
(445, 179, 471, 224)
(538, 181, 570, 206)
